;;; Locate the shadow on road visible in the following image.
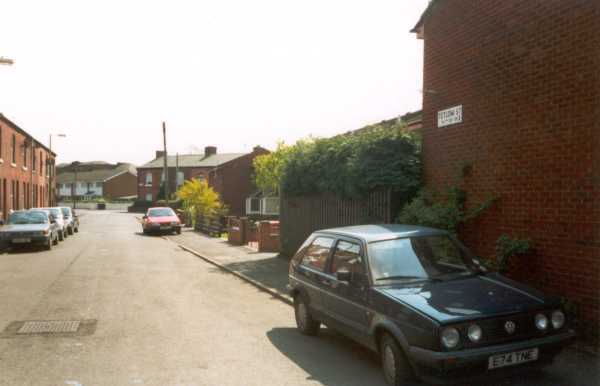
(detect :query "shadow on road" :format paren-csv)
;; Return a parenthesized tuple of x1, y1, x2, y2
(220, 256, 290, 295)
(266, 327, 394, 386)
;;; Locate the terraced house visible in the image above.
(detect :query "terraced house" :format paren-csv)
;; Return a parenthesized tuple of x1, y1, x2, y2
(137, 146, 269, 216)
(0, 114, 57, 220)
(412, 0, 600, 334)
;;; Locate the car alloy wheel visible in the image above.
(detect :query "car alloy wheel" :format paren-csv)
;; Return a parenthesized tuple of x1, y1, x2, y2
(297, 302, 308, 329)
(380, 334, 413, 386)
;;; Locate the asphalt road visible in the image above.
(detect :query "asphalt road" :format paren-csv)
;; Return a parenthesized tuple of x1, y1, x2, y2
(0, 211, 597, 386)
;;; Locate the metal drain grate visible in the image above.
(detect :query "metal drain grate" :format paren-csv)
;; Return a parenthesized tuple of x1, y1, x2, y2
(17, 320, 81, 334)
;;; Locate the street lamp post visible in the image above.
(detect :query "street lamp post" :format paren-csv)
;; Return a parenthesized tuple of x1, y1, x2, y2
(49, 133, 66, 206)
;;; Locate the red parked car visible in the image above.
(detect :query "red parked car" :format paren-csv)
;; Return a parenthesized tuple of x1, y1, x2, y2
(142, 207, 182, 235)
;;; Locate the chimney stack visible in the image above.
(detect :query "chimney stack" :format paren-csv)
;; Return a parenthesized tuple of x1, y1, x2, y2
(155, 150, 165, 159)
(204, 146, 217, 156)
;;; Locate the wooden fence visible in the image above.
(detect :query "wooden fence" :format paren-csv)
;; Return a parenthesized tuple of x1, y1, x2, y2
(195, 212, 226, 237)
(280, 189, 393, 257)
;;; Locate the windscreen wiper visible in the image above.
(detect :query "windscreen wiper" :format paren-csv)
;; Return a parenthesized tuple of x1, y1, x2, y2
(376, 275, 442, 282)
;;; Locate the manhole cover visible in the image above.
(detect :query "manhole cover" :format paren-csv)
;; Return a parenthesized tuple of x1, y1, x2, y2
(1, 319, 97, 337)
(17, 320, 80, 334)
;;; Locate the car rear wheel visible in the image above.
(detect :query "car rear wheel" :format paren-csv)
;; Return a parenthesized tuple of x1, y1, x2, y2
(68, 226, 74, 235)
(52, 234, 59, 245)
(176, 227, 181, 235)
(58, 230, 64, 241)
(74, 226, 79, 233)
(294, 295, 320, 336)
(380, 333, 413, 386)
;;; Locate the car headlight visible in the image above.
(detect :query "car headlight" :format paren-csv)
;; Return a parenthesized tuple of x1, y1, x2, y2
(535, 313, 549, 330)
(441, 327, 460, 349)
(551, 310, 565, 329)
(467, 324, 482, 342)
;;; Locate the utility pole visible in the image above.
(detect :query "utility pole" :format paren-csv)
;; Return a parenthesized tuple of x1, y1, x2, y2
(162, 122, 169, 205)
(175, 152, 179, 190)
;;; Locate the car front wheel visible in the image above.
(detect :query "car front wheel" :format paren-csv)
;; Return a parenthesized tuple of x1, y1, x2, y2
(68, 226, 74, 235)
(45, 237, 52, 250)
(294, 295, 320, 336)
(58, 230, 64, 241)
(380, 333, 413, 386)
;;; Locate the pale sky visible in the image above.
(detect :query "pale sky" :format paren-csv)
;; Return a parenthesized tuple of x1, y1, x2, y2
(0, 0, 426, 165)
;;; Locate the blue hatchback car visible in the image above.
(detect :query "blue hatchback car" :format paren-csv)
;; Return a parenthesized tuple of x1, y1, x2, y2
(288, 224, 575, 385)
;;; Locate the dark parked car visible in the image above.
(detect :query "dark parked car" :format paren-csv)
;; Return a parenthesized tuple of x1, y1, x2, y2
(0, 210, 60, 250)
(60, 207, 79, 235)
(288, 225, 575, 385)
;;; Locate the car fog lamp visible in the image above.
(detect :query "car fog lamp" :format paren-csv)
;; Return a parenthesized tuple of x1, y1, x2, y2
(535, 313, 548, 331)
(551, 311, 565, 329)
(467, 324, 482, 342)
(441, 327, 460, 349)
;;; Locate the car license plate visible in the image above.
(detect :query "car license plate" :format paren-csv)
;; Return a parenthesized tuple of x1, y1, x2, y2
(488, 348, 538, 369)
(160, 225, 170, 230)
(13, 238, 31, 243)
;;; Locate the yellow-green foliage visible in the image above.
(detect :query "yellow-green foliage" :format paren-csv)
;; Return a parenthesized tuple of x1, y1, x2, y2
(176, 179, 222, 218)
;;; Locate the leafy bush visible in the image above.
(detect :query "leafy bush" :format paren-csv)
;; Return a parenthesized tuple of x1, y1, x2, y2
(495, 235, 531, 272)
(176, 179, 224, 225)
(397, 183, 495, 235)
(278, 122, 421, 199)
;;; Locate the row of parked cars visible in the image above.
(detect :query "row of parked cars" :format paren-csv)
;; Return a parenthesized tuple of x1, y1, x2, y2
(0, 207, 80, 250)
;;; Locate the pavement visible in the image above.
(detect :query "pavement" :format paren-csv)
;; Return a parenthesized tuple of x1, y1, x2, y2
(0, 210, 597, 386)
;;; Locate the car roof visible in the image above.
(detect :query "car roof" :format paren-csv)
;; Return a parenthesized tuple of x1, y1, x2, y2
(314, 224, 448, 243)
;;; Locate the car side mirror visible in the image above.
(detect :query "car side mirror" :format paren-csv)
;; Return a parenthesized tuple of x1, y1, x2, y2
(142, 215, 148, 219)
(336, 270, 352, 283)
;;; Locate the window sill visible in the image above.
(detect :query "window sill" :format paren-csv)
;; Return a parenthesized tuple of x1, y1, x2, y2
(0, 159, 3, 165)
(22, 166, 28, 171)
(10, 163, 16, 168)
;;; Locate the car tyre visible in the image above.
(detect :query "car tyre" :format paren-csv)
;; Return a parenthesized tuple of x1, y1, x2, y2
(294, 295, 320, 336)
(52, 234, 59, 245)
(176, 227, 181, 235)
(58, 230, 64, 241)
(45, 237, 52, 251)
(68, 226, 74, 235)
(74, 226, 79, 233)
(380, 333, 414, 386)
(143, 228, 149, 235)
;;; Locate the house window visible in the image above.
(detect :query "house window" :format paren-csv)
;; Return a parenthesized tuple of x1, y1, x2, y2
(32, 148, 36, 171)
(96, 182, 102, 188)
(11, 134, 16, 164)
(39, 152, 43, 172)
(23, 142, 27, 167)
(145, 173, 153, 186)
(145, 193, 153, 202)
(0, 125, 2, 159)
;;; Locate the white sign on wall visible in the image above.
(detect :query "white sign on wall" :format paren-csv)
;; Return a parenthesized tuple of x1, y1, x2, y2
(437, 105, 463, 127)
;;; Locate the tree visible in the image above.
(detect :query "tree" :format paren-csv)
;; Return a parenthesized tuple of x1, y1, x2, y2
(176, 179, 222, 220)
(252, 142, 292, 195)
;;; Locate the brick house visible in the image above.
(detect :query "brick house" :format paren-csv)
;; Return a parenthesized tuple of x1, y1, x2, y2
(137, 146, 269, 216)
(0, 114, 57, 219)
(412, 1, 600, 330)
(57, 162, 138, 200)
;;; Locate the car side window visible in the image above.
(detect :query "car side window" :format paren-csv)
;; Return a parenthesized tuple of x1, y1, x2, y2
(301, 237, 334, 272)
(331, 240, 364, 276)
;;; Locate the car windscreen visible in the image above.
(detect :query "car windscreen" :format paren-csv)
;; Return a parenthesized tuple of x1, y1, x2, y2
(60, 207, 71, 217)
(368, 235, 483, 282)
(8, 211, 48, 225)
(148, 208, 175, 217)
(48, 208, 62, 218)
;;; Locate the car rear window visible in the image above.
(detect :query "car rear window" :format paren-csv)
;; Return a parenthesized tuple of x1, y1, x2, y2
(8, 211, 47, 225)
(331, 240, 364, 276)
(61, 207, 71, 216)
(301, 237, 334, 272)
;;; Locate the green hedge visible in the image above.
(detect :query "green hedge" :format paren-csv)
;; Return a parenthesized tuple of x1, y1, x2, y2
(281, 122, 421, 199)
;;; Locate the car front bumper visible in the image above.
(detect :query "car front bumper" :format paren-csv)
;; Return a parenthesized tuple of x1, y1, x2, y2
(409, 329, 576, 384)
(7, 236, 52, 246)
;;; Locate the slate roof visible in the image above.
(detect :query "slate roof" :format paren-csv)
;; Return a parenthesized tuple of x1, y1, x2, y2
(139, 153, 247, 169)
(57, 163, 137, 184)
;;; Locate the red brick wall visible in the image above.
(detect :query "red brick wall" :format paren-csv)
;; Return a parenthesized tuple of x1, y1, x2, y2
(419, 1, 600, 327)
(0, 118, 55, 219)
(104, 171, 138, 200)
